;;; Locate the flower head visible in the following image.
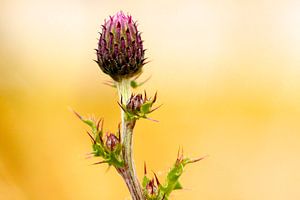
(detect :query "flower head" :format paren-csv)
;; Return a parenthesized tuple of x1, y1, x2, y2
(96, 11, 146, 81)
(106, 133, 120, 152)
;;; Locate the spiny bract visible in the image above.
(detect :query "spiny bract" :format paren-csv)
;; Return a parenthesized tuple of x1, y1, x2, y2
(96, 11, 146, 81)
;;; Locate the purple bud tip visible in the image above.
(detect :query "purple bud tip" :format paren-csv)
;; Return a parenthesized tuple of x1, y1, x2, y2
(126, 93, 145, 111)
(146, 179, 158, 195)
(96, 11, 146, 81)
(106, 133, 119, 151)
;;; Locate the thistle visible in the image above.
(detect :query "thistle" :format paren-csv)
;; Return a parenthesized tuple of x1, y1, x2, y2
(95, 11, 146, 82)
(74, 11, 204, 200)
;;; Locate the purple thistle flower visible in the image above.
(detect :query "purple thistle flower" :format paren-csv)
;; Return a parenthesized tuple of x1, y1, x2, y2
(96, 11, 146, 81)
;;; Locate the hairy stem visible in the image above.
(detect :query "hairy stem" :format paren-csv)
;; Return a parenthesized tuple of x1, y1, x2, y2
(116, 79, 144, 200)
(116, 79, 131, 143)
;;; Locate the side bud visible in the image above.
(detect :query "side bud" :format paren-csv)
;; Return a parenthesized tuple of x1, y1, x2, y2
(145, 179, 158, 197)
(96, 11, 146, 81)
(118, 92, 159, 121)
(126, 93, 144, 112)
(106, 133, 120, 152)
(72, 110, 124, 167)
(142, 166, 161, 199)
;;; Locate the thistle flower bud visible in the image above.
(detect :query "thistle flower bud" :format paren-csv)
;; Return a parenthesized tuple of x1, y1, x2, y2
(96, 11, 146, 81)
(146, 179, 158, 196)
(126, 94, 144, 112)
(106, 133, 119, 151)
(118, 92, 159, 121)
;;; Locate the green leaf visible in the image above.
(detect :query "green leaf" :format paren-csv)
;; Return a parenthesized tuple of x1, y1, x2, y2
(142, 176, 151, 188)
(140, 102, 152, 113)
(108, 153, 124, 168)
(81, 119, 97, 133)
(173, 181, 183, 190)
(130, 80, 138, 88)
(92, 144, 103, 157)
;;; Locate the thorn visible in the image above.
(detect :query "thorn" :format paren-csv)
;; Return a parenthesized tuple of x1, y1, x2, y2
(144, 90, 147, 100)
(188, 155, 209, 164)
(152, 92, 157, 103)
(120, 95, 123, 104)
(103, 81, 115, 87)
(133, 72, 142, 81)
(162, 194, 166, 200)
(149, 104, 163, 113)
(144, 162, 147, 175)
(96, 118, 101, 131)
(85, 155, 94, 159)
(92, 161, 107, 165)
(117, 101, 126, 112)
(90, 114, 95, 122)
(177, 147, 181, 159)
(101, 118, 104, 132)
(105, 165, 111, 173)
(69, 107, 83, 120)
(98, 127, 104, 144)
(145, 117, 159, 122)
(143, 60, 150, 65)
(99, 136, 104, 144)
(176, 146, 184, 164)
(86, 131, 96, 144)
(84, 152, 95, 159)
(153, 172, 160, 186)
(117, 122, 121, 140)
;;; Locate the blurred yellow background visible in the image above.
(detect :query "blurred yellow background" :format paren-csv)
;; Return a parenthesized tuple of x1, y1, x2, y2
(1, 0, 300, 199)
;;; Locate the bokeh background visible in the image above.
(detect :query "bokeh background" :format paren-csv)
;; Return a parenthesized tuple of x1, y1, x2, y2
(1, 0, 300, 199)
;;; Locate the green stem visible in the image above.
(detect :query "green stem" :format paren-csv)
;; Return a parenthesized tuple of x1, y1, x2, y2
(116, 79, 131, 143)
(116, 79, 144, 200)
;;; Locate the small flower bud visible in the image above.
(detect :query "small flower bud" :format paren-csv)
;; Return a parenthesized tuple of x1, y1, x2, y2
(126, 94, 144, 112)
(118, 92, 159, 121)
(106, 133, 119, 151)
(96, 11, 146, 81)
(146, 179, 157, 196)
